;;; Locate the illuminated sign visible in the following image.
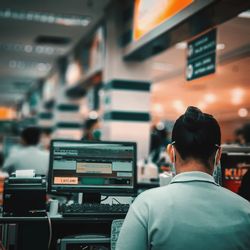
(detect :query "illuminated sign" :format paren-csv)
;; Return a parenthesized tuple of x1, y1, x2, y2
(186, 29, 217, 80)
(54, 177, 78, 185)
(223, 164, 249, 193)
(133, 0, 193, 40)
(0, 107, 16, 120)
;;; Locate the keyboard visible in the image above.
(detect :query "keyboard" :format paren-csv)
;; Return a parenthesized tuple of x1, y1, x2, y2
(61, 203, 130, 217)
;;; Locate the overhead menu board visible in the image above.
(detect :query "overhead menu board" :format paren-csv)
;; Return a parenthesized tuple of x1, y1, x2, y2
(133, 0, 194, 41)
(186, 29, 217, 81)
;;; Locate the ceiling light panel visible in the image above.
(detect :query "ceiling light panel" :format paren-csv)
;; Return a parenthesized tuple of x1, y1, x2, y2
(0, 42, 64, 55)
(7, 60, 51, 72)
(0, 9, 91, 27)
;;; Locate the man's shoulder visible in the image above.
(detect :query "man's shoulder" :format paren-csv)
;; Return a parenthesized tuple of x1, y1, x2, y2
(219, 186, 250, 208)
(135, 186, 172, 203)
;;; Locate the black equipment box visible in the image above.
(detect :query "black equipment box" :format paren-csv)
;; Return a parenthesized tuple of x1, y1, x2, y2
(57, 234, 110, 250)
(3, 176, 47, 216)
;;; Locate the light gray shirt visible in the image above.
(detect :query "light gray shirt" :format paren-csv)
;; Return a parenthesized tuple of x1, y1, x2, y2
(2, 146, 49, 177)
(116, 171, 250, 250)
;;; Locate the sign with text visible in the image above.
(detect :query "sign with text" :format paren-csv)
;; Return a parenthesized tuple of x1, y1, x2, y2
(186, 29, 217, 81)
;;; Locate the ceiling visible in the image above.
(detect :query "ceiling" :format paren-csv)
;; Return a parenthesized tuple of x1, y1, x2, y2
(0, 0, 110, 106)
(150, 16, 250, 124)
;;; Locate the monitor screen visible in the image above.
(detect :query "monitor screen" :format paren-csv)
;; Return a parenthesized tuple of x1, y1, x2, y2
(221, 146, 250, 194)
(48, 140, 137, 195)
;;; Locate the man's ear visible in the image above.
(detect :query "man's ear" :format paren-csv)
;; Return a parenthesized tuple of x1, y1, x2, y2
(167, 144, 175, 163)
(216, 146, 222, 165)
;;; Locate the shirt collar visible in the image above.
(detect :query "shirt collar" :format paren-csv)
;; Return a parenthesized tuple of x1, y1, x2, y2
(170, 171, 219, 186)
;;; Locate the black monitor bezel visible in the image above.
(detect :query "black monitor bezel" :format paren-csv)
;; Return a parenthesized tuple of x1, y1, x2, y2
(48, 139, 137, 196)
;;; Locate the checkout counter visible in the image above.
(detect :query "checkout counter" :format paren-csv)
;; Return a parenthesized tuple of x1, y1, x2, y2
(0, 176, 156, 250)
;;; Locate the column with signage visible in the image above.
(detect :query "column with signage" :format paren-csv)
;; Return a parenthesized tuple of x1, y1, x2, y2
(53, 85, 84, 140)
(101, 1, 152, 160)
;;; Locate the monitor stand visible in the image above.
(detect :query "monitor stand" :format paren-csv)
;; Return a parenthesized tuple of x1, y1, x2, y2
(78, 192, 101, 204)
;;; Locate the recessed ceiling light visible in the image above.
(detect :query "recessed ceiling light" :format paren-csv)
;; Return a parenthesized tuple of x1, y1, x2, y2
(231, 88, 245, 105)
(24, 45, 33, 53)
(204, 93, 216, 103)
(216, 43, 225, 50)
(152, 103, 164, 114)
(175, 42, 187, 50)
(172, 100, 185, 113)
(238, 108, 248, 117)
(0, 9, 91, 27)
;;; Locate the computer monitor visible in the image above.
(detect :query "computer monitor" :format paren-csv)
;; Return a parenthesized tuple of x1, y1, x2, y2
(48, 140, 137, 196)
(221, 145, 250, 194)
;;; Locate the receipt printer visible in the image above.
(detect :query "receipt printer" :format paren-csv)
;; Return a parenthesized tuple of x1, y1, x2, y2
(3, 176, 47, 216)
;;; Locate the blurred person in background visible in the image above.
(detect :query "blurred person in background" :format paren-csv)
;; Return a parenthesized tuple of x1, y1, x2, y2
(82, 118, 101, 141)
(40, 128, 52, 151)
(234, 127, 245, 145)
(2, 126, 49, 177)
(116, 106, 250, 250)
(149, 122, 171, 171)
(238, 123, 250, 201)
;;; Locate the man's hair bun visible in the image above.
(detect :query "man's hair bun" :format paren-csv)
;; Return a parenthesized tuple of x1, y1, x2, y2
(182, 106, 204, 131)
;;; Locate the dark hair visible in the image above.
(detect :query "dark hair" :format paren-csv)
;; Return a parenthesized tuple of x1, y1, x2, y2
(172, 106, 221, 168)
(242, 123, 250, 144)
(21, 127, 41, 145)
(84, 118, 98, 130)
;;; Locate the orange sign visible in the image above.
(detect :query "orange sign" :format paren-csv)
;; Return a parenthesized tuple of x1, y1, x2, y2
(54, 177, 78, 185)
(133, 0, 194, 40)
(0, 107, 15, 120)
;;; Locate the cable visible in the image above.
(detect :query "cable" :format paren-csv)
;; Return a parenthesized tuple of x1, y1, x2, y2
(101, 196, 109, 202)
(46, 212, 52, 250)
(112, 198, 121, 204)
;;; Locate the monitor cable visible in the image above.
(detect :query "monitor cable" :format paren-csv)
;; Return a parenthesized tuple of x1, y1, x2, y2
(101, 196, 109, 202)
(46, 212, 52, 250)
(112, 197, 121, 204)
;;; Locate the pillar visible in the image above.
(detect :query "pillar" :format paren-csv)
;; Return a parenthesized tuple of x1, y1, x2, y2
(101, 1, 152, 160)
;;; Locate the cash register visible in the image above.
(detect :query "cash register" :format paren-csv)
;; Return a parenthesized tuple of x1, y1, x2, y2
(3, 174, 47, 217)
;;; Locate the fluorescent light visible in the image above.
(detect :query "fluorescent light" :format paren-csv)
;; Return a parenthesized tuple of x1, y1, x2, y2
(0, 9, 91, 27)
(8, 60, 51, 72)
(0, 42, 60, 55)
(238, 10, 250, 18)
(238, 108, 248, 117)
